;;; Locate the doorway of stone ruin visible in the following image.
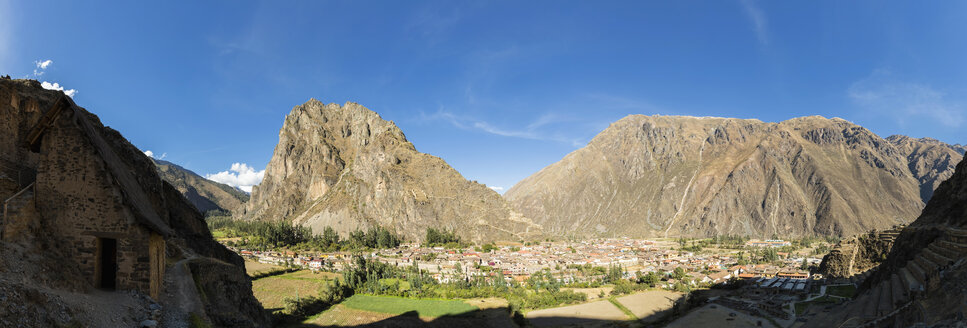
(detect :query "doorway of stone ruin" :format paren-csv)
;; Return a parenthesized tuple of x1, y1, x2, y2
(96, 237, 117, 290)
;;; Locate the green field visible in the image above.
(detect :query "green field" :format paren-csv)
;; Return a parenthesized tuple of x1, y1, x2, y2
(825, 284, 857, 298)
(252, 269, 338, 310)
(340, 294, 478, 318)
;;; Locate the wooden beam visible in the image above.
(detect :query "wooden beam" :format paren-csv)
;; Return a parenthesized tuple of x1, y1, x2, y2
(25, 96, 66, 151)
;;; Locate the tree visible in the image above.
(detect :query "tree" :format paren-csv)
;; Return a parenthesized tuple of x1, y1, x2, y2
(737, 251, 748, 266)
(800, 258, 809, 271)
(673, 267, 687, 280)
(322, 226, 340, 250)
(424, 228, 461, 247)
(639, 271, 660, 287)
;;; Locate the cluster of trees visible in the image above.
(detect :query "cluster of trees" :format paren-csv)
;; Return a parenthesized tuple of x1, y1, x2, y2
(337, 255, 587, 315)
(423, 228, 465, 248)
(207, 216, 402, 251)
(474, 243, 498, 253)
(344, 226, 402, 250)
(734, 248, 784, 265)
(208, 216, 316, 249)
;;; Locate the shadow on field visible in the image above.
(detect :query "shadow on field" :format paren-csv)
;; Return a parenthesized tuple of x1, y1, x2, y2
(295, 306, 679, 328)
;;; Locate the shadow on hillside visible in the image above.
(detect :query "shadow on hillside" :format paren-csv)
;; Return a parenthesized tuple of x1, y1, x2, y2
(293, 305, 680, 328)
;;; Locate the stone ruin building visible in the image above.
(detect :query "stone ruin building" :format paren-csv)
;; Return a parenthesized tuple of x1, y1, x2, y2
(0, 78, 267, 327)
(1, 81, 172, 299)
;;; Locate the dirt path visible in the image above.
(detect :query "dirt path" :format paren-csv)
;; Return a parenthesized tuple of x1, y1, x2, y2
(159, 258, 207, 328)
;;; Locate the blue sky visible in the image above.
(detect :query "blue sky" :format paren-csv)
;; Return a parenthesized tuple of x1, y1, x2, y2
(2, 1, 966, 193)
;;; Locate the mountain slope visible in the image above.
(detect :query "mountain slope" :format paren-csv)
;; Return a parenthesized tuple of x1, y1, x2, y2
(886, 135, 965, 203)
(153, 159, 249, 213)
(505, 115, 962, 238)
(805, 156, 967, 327)
(239, 99, 541, 242)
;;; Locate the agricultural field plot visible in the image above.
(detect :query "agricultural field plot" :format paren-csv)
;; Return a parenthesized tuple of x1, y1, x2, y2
(281, 270, 341, 281)
(244, 259, 283, 276)
(615, 290, 683, 322)
(563, 287, 614, 300)
(252, 270, 336, 310)
(526, 300, 628, 327)
(304, 303, 515, 328)
(340, 294, 478, 318)
(666, 304, 767, 328)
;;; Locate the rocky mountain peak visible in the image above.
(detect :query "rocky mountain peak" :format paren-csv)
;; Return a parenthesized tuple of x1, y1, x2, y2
(242, 99, 541, 242)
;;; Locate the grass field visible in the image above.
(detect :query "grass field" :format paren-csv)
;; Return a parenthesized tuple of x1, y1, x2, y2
(244, 260, 284, 276)
(252, 270, 338, 310)
(340, 294, 478, 318)
(825, 284, 857, 298)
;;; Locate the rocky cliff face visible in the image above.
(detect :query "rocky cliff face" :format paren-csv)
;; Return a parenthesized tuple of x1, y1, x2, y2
(240, 99, 541, 243)
(505, 115, 963, 238)
(806, 156, 967, 327)
(154, 159, 249, 214)
(886, 135, 965, 203)
(818, 227, 901, 281)
(0, 78, 267, 328)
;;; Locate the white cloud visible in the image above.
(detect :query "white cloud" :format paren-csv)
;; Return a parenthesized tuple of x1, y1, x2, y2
(40, 81, 77, 98)
(205, 163, 265, 193)
(488, 186, 504, 192)
(741, 0, 768, 45)
(848, 69, 965, 128)
(33, 59, 53, 76)
(142, 150, 167, 160)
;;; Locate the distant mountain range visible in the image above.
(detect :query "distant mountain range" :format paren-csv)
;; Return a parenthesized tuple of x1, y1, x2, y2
(505, 115, 964, 238)
(153, 159, 249, 214)
(169, 103, 963, 241)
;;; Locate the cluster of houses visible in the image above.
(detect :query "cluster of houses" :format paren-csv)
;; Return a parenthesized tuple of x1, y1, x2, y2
(230, 238, 822, 290)
(745, 239, 793, 248)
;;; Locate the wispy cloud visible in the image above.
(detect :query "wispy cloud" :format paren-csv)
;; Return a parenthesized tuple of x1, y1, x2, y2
(205, 163, 265, 193)
(848, 69, 965, 128)
(40, 81, 77, 98)
(741, 0, 768, 45)
(488, 186, 504, 192)
(422, 110, 588, 147)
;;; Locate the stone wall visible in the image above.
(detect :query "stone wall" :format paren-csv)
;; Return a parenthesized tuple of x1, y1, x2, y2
(34, 106, 152, 293)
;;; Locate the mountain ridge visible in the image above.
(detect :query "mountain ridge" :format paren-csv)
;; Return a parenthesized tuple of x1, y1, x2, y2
(153, 158, 249, 214)
(505, 114, 962, 238)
